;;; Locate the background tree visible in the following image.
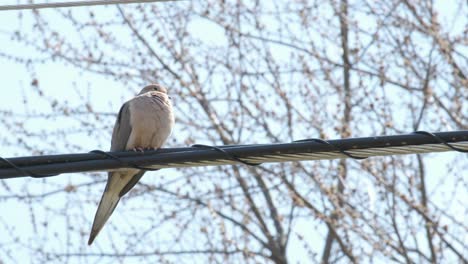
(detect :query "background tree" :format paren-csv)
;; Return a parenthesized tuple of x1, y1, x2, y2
(0, 0, 466, 263)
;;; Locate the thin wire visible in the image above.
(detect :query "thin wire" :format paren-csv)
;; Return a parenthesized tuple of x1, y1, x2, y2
(90, 150, 159, 171)
(191, 144, 262, 166)
(0, 0, 179, 11)
(293, 138, 367, 159)
(413, 131, 468, 153)
(0, 157, 56, 178)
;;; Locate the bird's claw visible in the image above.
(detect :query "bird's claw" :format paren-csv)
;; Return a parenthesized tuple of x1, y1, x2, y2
(132, 147, 145, 152)
(132, 147, 160, 152)
(147, 147, 160, 151)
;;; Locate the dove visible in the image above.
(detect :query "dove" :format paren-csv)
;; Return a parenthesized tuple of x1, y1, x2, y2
(88, 84, 175, 245)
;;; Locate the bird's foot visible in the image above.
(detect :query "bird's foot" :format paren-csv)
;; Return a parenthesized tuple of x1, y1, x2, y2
(145, 147, 160, 151)
(132, 147, 145, 152)
(131, 147, 160, 152)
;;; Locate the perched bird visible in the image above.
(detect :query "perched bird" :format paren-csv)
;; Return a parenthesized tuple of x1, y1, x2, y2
(88, 84, 175, 245)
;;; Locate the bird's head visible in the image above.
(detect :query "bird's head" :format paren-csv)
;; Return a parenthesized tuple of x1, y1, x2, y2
(138, 84, 168, 95)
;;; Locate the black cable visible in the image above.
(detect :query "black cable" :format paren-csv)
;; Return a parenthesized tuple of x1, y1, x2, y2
(1, 131, 466, 179)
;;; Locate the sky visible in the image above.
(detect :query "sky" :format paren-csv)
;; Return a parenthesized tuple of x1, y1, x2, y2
(0, 0, 466, 263)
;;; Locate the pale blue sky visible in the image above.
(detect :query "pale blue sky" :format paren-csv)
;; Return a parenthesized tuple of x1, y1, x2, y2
(0, 1, 466, 263)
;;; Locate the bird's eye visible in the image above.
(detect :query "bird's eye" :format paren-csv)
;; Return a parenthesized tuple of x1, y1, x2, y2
(153, 87, 159, 91)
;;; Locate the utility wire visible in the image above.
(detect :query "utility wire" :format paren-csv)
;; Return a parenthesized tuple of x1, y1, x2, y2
(0, 0, 177, 11)
(0, 131, 467, 179)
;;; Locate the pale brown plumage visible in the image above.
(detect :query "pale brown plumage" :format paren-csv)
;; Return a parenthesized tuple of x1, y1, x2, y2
(88, 84, 174, 245)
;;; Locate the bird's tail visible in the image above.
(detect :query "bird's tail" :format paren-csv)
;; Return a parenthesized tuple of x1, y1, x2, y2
(88, 189, 120, 245)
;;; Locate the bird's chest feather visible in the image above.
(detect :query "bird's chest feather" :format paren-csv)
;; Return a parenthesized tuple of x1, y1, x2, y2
(127, 96, 174, 148)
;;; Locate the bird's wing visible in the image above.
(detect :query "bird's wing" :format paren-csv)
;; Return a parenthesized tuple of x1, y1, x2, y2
(110, 102, 132, 151)
(107, 99, 148, 197)
(118, 170, 146, 197)
(89, 101, 145, 245)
